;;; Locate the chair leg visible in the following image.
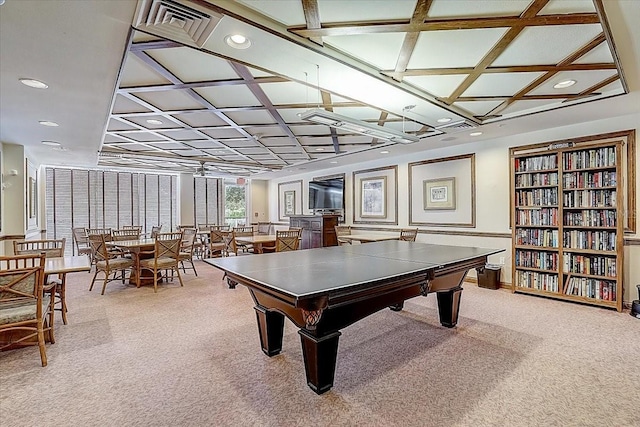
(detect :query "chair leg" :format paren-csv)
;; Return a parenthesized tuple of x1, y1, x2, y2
(59, 281, 68, 325)
(37, 321, 48, 367)
(191, 259, 198, 276)
(101, 271, 110, 295)
(89, 270, 99, 291)
(153, 268, 159, 293)
(175, 267, 184, 287)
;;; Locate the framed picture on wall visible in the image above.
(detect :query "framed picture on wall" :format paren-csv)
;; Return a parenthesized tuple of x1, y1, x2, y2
(284, 190, 295, 216)
(360, 176, 386, 218)
(423, 177, 456, 210)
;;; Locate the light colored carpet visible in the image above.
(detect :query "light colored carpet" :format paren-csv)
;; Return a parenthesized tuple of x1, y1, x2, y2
(1, 260, 638, 427)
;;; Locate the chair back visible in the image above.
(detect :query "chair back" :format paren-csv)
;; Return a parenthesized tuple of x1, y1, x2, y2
(223, 231, 238, 256)
(86, 228, 113, 241)
(233, 226, 254, 237)
(151, 225, 162, 239)
(399, 228, 418, 242)
(112, 229, 141, 241)
(276, 229, 301, 252)
(0, 254, 46, 303)
(122, 225, 142, 232)
(155, 232, 183, 260)
(256, 222, 272, 235)
(72, 227, 89, 246)
(181, 228, 197, 251)
(334, 225, 352, 246)
(88, 234, 111, 264)
(13, 239, 65, 258)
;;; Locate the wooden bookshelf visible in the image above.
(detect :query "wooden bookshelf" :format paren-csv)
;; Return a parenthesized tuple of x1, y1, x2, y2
(511, 142, 623, 311)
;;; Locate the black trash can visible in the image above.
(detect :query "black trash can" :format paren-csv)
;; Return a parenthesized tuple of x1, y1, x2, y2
(477, 264, 501, 290)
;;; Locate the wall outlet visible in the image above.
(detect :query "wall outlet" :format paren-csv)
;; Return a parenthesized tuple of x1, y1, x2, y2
(499, 256, 506, 265)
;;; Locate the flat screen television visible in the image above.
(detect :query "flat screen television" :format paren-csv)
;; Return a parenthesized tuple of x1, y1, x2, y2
(309, 178, 344, 211)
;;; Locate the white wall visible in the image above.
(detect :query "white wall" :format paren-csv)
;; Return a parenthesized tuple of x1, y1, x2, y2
(267, 113, 640, 304)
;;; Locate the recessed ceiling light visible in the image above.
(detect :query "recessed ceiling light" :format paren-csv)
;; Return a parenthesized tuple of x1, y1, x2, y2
(41, 141, 61, 146)
(553, 80, 576, 89)
(39, 120, 59, 127)
(315, 148, 325, 151)
(225, 34, 251, 49)
(380, 150, 390, 154)
(470, 131, 483, 136)
(52, 146, 68, 152)
(19, 78, 48, 89)
(146, 119, 163, 125)
(441, 136, 456, 142)
(329, 161, 338, 164)
(437, 118, 452, 123)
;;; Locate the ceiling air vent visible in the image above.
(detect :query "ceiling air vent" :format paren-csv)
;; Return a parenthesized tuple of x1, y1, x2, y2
(436, 119, 477, 134)
(133, 0, 222, 48)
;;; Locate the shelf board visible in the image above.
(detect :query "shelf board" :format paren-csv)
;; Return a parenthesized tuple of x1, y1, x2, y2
(563, 165, 616, 172)
(515, 224, 558, 228)
(562, 206, 616, 210)
(515, 205, 558, 209)
(514, 168, 558, 175)
(515, 184, 558, 189)
(562, 225, 616, 230)
(562, 186, 616, 191)
(562, 271, 617, 280)
(515, 245, 559, 251)
(562, 247, 616, 255)
(514, 287, 618, 308)
(514, 266, 558, 274)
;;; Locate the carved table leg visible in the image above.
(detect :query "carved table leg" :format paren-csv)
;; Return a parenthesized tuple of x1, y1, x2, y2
(436, 286, 463, 328)
(299, 329, 341, 394)
(254, 305, 285, 356)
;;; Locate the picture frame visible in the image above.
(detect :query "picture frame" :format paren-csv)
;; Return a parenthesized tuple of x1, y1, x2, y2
(284, 190, 295, 216)
(423, 177, 456, 210)
(360, 176, 386, 218)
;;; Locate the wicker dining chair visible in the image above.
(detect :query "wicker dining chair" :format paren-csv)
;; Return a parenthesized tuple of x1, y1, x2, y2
(138, 232, 184, 293)
(13, 239, 69, 324)
(399, 228, 418, 242)
(178, 228, 198, 276)
(72, 227, 92, 258)
(256, 222, 272, 235)
(233, 226, 254, 253)
(0, 254, 53, 366)
(88, 234, 135, 295)
(334, 225, 352, 246)
(275, 229, 302, 252)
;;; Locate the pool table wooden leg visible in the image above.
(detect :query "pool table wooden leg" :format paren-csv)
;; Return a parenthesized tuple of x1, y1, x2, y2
(436, 286, 463, 328)
(254, 305, 285, 356)
(299, 329, 341, 394)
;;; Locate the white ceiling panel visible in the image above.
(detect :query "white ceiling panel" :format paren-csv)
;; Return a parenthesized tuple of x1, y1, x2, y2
(259, 81, 321, 105)
(454, 100, 506, 117)
(463, 72, 545, 97)
(120, 54, 171, 87)
(324, 33, 406, 69)
(195, 85, 260, 108)
(172, 111, 229, 127)
(237, 0, 305, 26)
(539, 0, 595, 15)
(492, 24, 604, 66)
(318, 0, 417, 22)
(404, 75, 469, 98)
(574, 43, 615, 64)
(147, 46, 239, 82)
(529, 69, 619, 96)
(112, 94, 152, 114)
(134, 89, 206, 111)
(409, 28, 509, 69)
(200, 128, 246, 139)
(224, 110, 276, 125)
(158, 129, 204, 140)
(428, 0, 530, 18)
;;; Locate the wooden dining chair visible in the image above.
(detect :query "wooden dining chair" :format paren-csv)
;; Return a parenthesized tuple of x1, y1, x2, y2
(334, 225, 352, 246)
(399, 228, 418, 242)
(256, 222, 272, 235)
(233, 226, 254, 253)
(208, 229, 229, 258)
(88, 234, 135, 295)
(13, 239, 68, 324)
(0, 254, 54, 366)
(139, 232, 184, 293)
(275, 229, 301, 252)
(178, 228, 198, 275)
(150, 225, 162, 239)
(222, 231, 239, 257)
(122, 225, 143, 232)
(72, 227, 92, 258)
(112, 229, 141, 241)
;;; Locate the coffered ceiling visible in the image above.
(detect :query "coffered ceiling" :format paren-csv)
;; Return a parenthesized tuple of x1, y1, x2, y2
(1, 0, 639, 179)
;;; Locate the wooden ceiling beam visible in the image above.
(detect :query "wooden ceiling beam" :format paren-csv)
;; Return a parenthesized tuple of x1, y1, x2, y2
(486, 33, 607, 117)
(320, 91, 342, 154)
(301, 0, 323, 46)
(290, 12, 598, 37)
(443, 0, 550, 106)
(392, 0, 433, 81)
(118, 76, 289, 93)
(229, 62, 311, 160)
(382, 62, 617, 79)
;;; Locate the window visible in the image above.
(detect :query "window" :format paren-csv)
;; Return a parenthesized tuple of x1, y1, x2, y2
(194, 177, 222, 227)
(45, 167, 177, 255)
(224, 181, 246, 228)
